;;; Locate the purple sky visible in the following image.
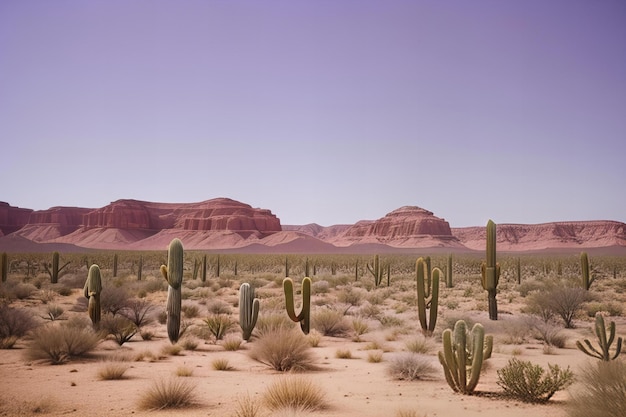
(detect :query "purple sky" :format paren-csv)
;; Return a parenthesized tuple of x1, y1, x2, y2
(1, 1, 625, 227)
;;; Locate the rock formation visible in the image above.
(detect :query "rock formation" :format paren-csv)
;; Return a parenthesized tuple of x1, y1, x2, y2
(0, 202, 33, 235)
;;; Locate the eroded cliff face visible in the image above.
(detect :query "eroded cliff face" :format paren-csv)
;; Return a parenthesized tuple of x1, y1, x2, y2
(452, 221, 626, 251)
(0, 202, 33, 235)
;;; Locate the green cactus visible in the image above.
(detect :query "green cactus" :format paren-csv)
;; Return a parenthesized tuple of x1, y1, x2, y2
(137, 255, 143, 281)
(239, 283, 260, 341)
(305, 258, 310, 277)
(201, 254, 207, 282)
(192, 258, 200, 280)
(112, 253, 118, 277)
(416, 257, 440, 336)
(285, 257, 290, 277)
(83, 264, 102, 326)
(283, 276, 311, 334)
(581, 252, 594, 290)
(446, 254, 453, 288)
(516, 257, 521, 285)
(576, 313, 622, 361)
(161, 238, 184, 344)
(367, 254, 387, 287)
(216, 254, 221, 277)
(480, 220, 500, 320)
(44, 251, 70, 284)
(1, 252, 7, 283)
(355, 259, 359, 282)
(438, 320, 492, 394)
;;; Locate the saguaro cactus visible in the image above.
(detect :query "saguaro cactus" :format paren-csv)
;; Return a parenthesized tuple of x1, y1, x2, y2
(580, 252, 594, 290)
(416, 257, 440, 336)
(367, 254, 386, 287)
(576, 313, 622, 361)
(283, 277, 311, 334)
(239, 283, 260, 341)
(137, 255, 143, 281)
(1, 252, 7, 283)
(446, 254, 453, 288)
(201, 254, 207, 282)
(481, 220, 500, 320)
(112, 253, 118, 278)
(438, 320, 492, 394)
(44, 251, 70, 284)
(83, 264, 102, 326)
(161, 238, 184, 344)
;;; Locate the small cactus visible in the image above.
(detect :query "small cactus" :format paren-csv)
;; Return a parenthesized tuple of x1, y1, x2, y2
(201, 254, 207, 282)
(438, 320, 492, 394)
(137, 255, 143, 281)
(239, 283, 260, 341)
(44, 251, 70, 284)
(481, 220, 500, 320)
(416, 257, 440, 336)
(283, 277, 311, 334)
(366, 254, 387, 287)
(161, 238, 184, 344)
(112, 253, 118, 277)
(576, 313, 622, 361)
(446, 254, 453, 288)
(83, 264, 102, 326)
(580, 252, 594, 290)
(1, 252, 7, 283)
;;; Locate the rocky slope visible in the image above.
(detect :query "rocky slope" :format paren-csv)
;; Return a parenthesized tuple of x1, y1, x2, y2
(0, 198, 624, 253)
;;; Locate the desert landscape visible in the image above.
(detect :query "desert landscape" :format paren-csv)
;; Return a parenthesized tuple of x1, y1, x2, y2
(0, 198, 624, 417)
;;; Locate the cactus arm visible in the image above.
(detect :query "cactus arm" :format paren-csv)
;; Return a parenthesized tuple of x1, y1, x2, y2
(484, 334, 493, 360)
(454, 320, 468, 392)
(429, 267, 440, 333)
(576, 340, 603, 360)
(438, 351, 459, 393)
(611, 337, 623, 360)
(239, 283, 260, 341)
(283, 278, 302, 322)
(416, 258, 428, 333)
(466, 324, 485, 392)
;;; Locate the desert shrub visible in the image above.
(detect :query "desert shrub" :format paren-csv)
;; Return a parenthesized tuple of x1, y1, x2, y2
(262, 376, 327, 412)
(567, 360, 626, 417)
(99, 315, 138, 346)
(97, 362, 129, 380)
(336, 285, 365, 308)
(13, 283, 37, 299)
(351, 317, 369, 341)
(179, 337, 199, 351)
(532, 321, 568, 348)
(500, 318, 532, 344)
(181, 303, 200, 318)
(120, 298, 156, 328)
(0, 305, 38, 348)
(311, 308, 350, 337)
(161, 344, 183, 356)
(404, 336, 435, 354)
(378, 314, 404, 328)
(157, 309, 167, 324)
(137, 378, 198, 410)
(206, 299, 232, 315)
(250, 328, 317, 372)
(100, 286, 130, 316)
(387, 353, 437, 381)
(367, 351, 384, 363)
(140, 329, 155, 341)
(212, 357, 234, 371)
(306, 329, 322, 347)
(546, 286, 590, 328)
(203, 314, 235, 341)
(518, 279, 544, 297)
(584, 301, 624, 317)
(55, 286, 73, 297)
(221, 334, 243, 351)
(358, 303, 381, 320)
(43, 304, 65, 321)
(496, 358, 574, 403)
(25, 323, 100, 364)
(523, 291, 557, 322)
(255, 312, 293, 336)
(395, 409, 426, 417)
(311, 280, 330, 294)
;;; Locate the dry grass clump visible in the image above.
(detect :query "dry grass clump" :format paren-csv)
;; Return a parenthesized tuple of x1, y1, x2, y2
(306, 329, 321, 347)
(233, 393, 263, 417)
(249, 328, 317, 372)
(161, 344, 184, 356)
(204, 313, 235, 340)
(395, 409, 426, 417)
(212, 357, 235, 371)
(567, 360, 626, 417)
(221, 334, 243, 351)
(137, 378, 198, 410)
(175, 366, 193, 377)
(24, 323, 100, 364)
(404, 336, 435, 354)
(179, 337, 200, 351)
(366, 351, 384, 363)
(99, 314, 138, 346)
(335, 348, 354, 359)
(255, 312, 293, 337)
(262, 376, 328, 412)
(311, 308, 350, 337)
(387, 353, 437, 381)
(97, 362, 130, 380)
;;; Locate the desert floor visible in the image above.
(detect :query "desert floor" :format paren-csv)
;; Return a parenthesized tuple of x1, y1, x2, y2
(0, 258, 624, 417)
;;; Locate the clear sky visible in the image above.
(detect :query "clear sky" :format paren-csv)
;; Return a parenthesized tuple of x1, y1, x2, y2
(1, 1, 625, 227)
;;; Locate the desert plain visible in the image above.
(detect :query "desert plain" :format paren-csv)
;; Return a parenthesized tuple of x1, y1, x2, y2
(0, 249, 625, 417)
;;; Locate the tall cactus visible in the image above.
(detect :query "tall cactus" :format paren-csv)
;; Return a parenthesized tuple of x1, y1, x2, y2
(83, 264, 102, 326)
(416, 257, 440, 336)
(161, 238, 184, 344)
(481, 220, 500, 320)
(446, 254, 453, 288)
(580, 252, 594, 290)
(137, 255, 143, 281)
(239, 283, 260, 341)
(283, 277, 311, 334)
(44, 251, 70, 284)
(201, 254, 207, 282)
(438, 320, 492, 394)
(112, 253, 118, 278)
(576, 313, 622, 361)
(367, 254, 386, 287)
(1, 252, 7, 283)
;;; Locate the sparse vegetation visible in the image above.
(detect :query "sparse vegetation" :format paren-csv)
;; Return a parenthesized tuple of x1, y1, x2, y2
(137, 378, 198, 410)
(388, 353, 437, 381)
(497, 358, 574, 403)
(25, 323, 100, 364)
(567, 360, 626, 417)
(262, 376, 328, 412)
(250, 328, 317, 372)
